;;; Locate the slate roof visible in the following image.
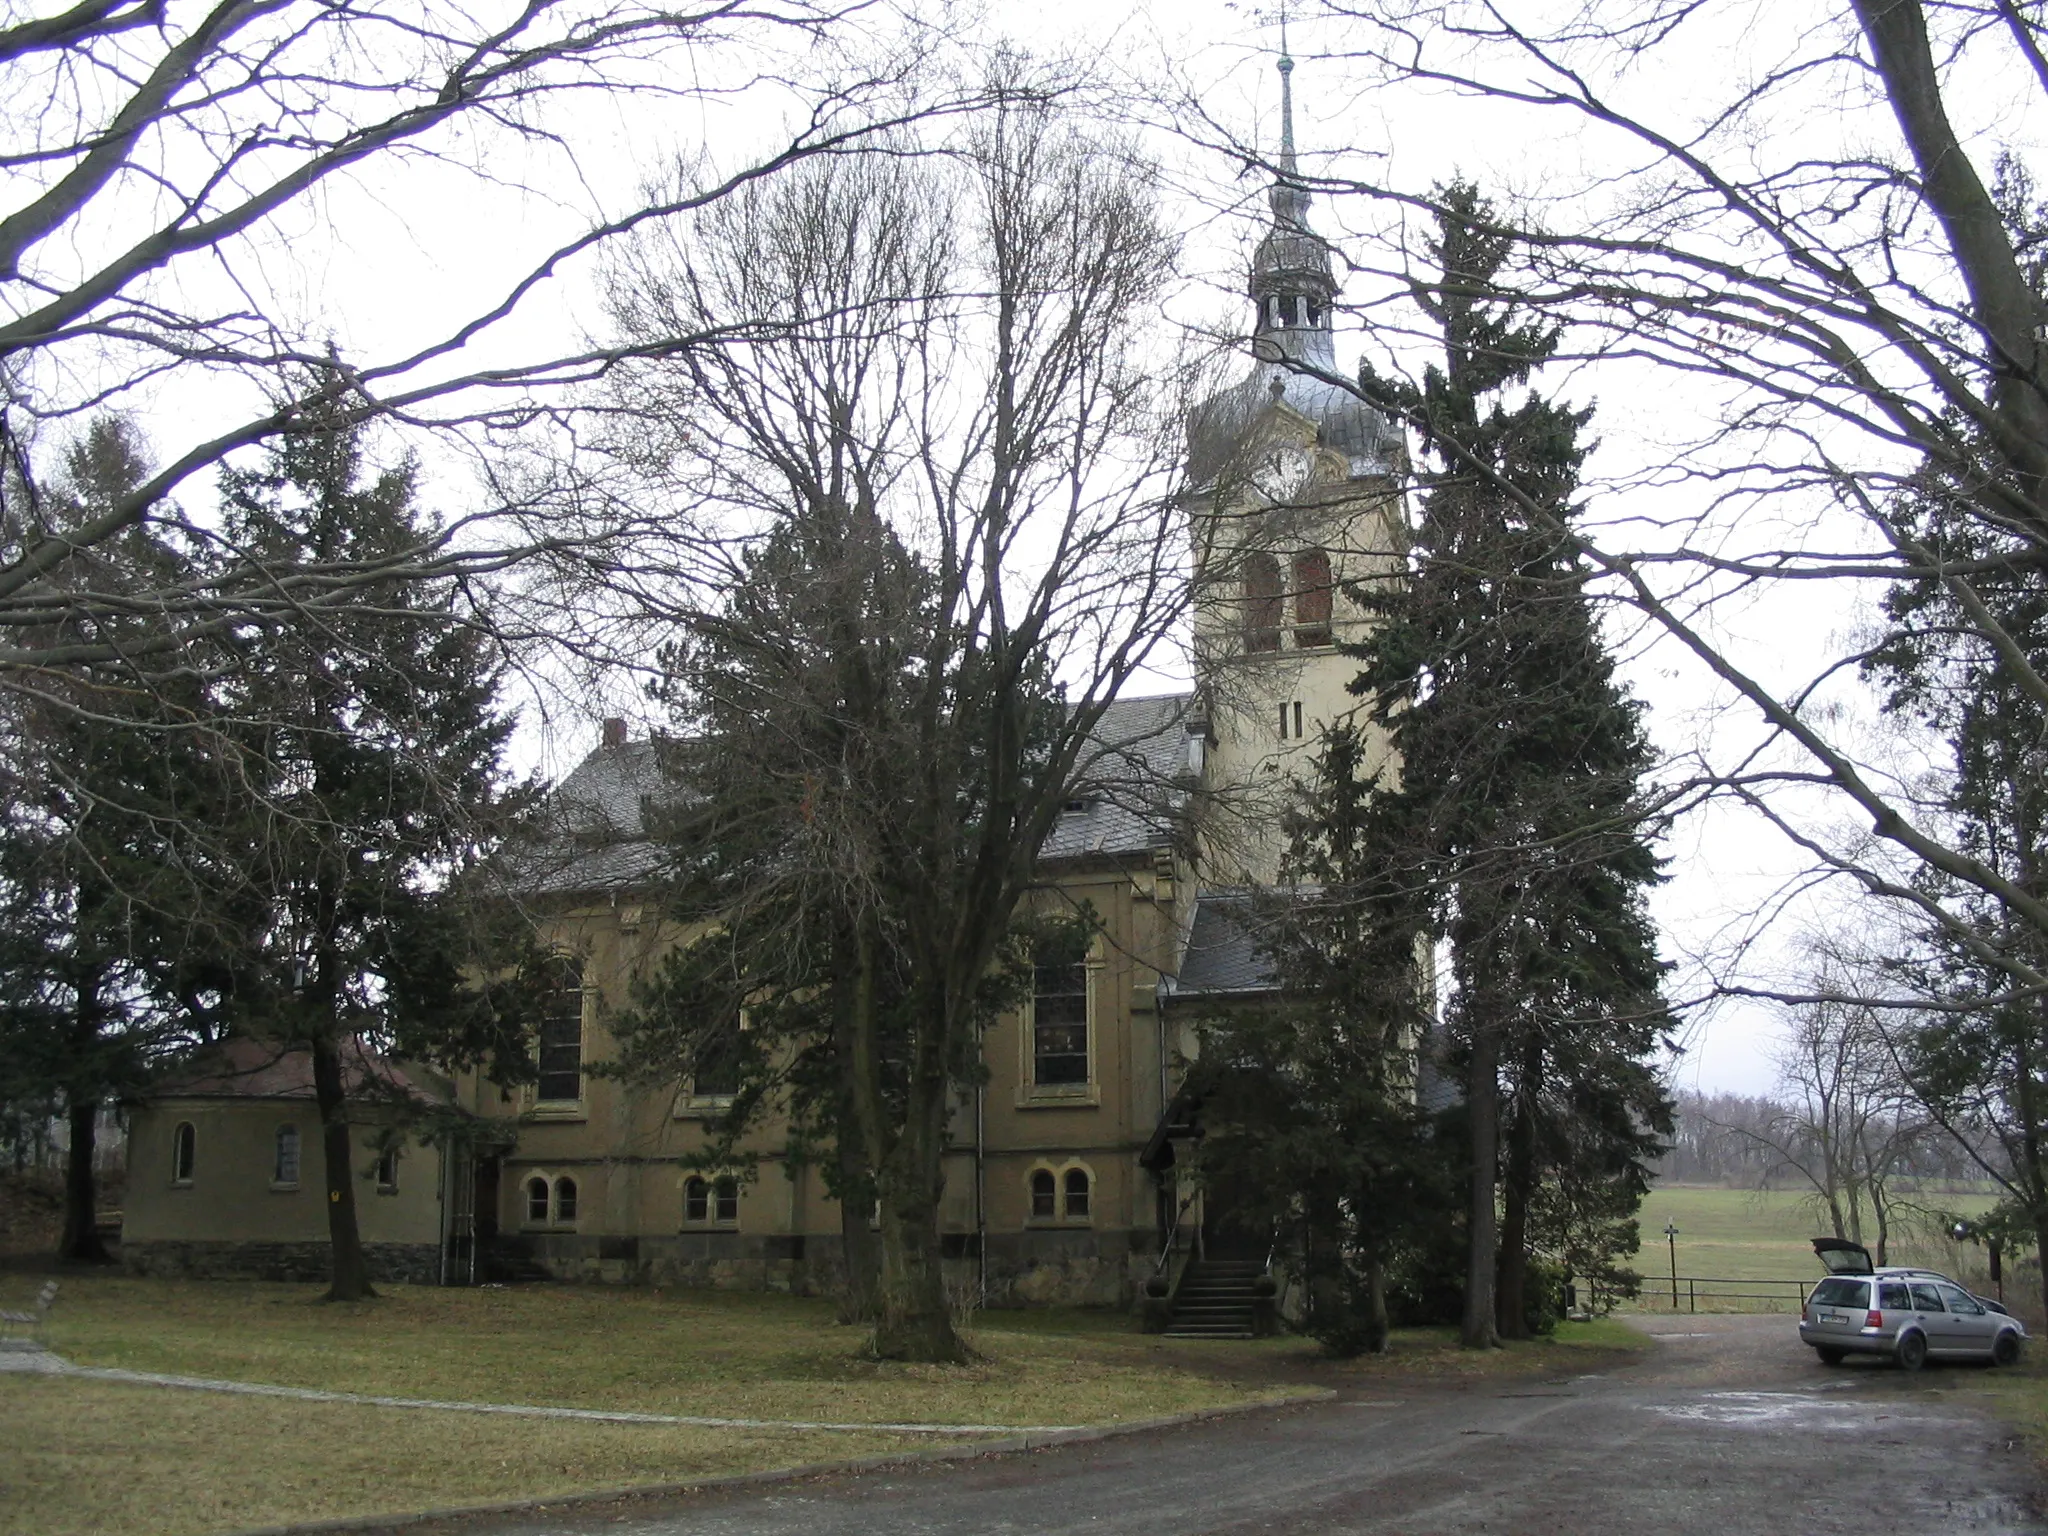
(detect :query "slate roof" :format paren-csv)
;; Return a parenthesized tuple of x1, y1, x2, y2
(143, 1037, 446, 1105)
(1165, 889, 1284, 999)
(1037, 692, 1200, 864)
(510, 696, 1202, 897)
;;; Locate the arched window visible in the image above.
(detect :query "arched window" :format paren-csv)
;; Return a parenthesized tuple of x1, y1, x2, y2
(171, 1122, 195, 1184)
(553, 1176, 578, 1224)
(272, 1124, 300, 1187)
(684, 1176, 709, 1223)
(1029, 1169, 1057, 1220)
(1242, 552, 1282, 653)
(1032, 943, 1089, 1087)
(526, 1176, 550, 1224)
(1063, 1168, 1091, 1221)
(536, 956, 584, 1102)
(1293, 548, 1333, 648)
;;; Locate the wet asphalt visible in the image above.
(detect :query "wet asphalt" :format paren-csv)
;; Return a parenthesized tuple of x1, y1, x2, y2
(444, 1314, 2045, 1536)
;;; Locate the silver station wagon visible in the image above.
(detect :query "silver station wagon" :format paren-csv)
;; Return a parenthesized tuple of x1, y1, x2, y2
(1799, 1238, 2026, 1371)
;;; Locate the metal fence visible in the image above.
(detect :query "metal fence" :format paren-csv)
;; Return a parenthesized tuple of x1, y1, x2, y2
(1643, 1275, 1814, 1313)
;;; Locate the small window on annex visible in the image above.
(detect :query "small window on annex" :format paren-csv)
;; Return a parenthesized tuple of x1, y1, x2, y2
(536, 957, 585, 1102)
(1063, 1168, 1091, 1220)
(1292, 549, 1333, 648)
(272, 1124, 300, 1187)
(1029, 1169, 1057, 1220)
(526, 1176, 550, 1224)
(1031, 946, 1090, 1087)
(375, 1147, 400, 1192)
(171, 1122, 196, 1184)
(1242, 552, 1283, 653)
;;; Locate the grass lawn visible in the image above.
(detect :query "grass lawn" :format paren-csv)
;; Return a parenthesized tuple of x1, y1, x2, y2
(1631, 1184, 2002, 1303)
(0, 1371, 920, 1536)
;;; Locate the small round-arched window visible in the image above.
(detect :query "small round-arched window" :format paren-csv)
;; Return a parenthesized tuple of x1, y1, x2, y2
(554, 1176, 578, 1224)
(1029, 1169, 1057, 1220)
(714, 1176, 739, 1224)
(525, 1176, 550, 1223)
(684, 1176, 709, 1223)
(1063, 1168, 1091, 1220)
(171, 1122, 196, 1184)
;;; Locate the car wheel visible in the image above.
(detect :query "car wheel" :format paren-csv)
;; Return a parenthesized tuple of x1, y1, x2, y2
(1816, 1347, 1846, 1366)
(1896, 1331, 1928, 1372)
(1993, 1331, 2022, 1368)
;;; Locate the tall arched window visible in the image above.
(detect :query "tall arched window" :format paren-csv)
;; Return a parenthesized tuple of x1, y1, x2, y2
(1063, 1168, 1091, 1221)
(553, 1176, 578, 1224)
(1242, 552, 1283, 653)
(171, 1122, 196, 1184)
(526, 1176, 550, 1223)
(272, 1124, 300, 1186)
(536, 957, 584, 1102)
(1293, 548, 1333, 648)
(1029, 1169, 1057, 1220)
(691, 1013, 742, 1098)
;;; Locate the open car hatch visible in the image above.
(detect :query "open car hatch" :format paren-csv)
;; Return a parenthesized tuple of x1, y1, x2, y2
(1812, 1237, 1874, 1275)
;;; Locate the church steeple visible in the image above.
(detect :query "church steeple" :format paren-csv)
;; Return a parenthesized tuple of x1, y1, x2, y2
(1251, 37, 1337, 372)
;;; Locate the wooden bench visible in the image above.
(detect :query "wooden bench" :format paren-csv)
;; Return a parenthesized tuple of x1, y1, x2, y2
(0, 1279, 59, 1350)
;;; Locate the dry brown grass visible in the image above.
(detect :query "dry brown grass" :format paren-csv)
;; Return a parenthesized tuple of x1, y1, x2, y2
(0, 1373, 916, 1536)
(17, 1273, 1285, 1428)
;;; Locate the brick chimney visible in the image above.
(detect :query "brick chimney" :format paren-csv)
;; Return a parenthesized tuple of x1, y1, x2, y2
(601, 717, 627, 750)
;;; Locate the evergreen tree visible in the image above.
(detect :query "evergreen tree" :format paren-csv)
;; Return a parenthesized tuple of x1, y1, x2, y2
(210, 390, 529, 1301)
(1184, 724, 1449, 1356)
(0, 417, 229, 1261)
(1345, 181, 1674, 1347)
(1863, 157, 2048, 1311)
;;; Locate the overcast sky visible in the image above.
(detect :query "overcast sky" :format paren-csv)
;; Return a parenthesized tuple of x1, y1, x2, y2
(95, 0, 2048, 1099)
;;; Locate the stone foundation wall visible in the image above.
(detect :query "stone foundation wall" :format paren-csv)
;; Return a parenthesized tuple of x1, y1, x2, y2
(487, 1228, 1154, 1311)
(123, 1239, 442, 1285)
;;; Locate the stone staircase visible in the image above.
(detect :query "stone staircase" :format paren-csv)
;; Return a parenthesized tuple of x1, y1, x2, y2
(1162, 1257, 1262, 1338)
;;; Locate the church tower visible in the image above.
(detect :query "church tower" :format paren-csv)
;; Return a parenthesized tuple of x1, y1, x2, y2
(1187, 46, 1407, 886)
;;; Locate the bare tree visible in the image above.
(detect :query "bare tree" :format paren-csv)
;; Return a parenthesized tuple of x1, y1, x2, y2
(580, 79, 1194, 1360)
(0, 0, 981, 694)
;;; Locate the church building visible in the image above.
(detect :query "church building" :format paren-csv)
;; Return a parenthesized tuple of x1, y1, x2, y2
(119, 54, 1411, 1312)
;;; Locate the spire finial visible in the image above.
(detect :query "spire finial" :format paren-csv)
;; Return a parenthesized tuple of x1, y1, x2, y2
(1277, 9, 1297, 172)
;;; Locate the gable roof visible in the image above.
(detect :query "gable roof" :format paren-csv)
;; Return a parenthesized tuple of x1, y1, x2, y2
(142, 1037, 447, 1106)
(1037, 692, 1199, 864)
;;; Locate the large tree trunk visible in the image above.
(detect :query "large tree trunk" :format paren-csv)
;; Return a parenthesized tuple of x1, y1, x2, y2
(1462, 1013, 1503, 1350)
(310, 1034, 376, 1302)
(59, 1096, 110, 1264)
(1495, 1042, 1542, 1341)
(830, 927, 882, 1324)
(845, 926, 966, 1363)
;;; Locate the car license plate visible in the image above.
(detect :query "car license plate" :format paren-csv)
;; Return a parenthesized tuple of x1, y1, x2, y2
(1818, 1310, 1849, 1325)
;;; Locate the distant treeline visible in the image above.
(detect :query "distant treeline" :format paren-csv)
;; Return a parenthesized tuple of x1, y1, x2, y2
(1654, 1089, 1988, 1190)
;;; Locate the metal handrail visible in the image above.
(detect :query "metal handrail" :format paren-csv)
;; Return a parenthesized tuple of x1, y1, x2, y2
(1154, 1193, 1198, 1277)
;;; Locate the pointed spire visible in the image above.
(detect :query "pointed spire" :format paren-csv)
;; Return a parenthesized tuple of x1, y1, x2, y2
(1278, 14, 1297, 175)
(1251, 16, 1334, 368)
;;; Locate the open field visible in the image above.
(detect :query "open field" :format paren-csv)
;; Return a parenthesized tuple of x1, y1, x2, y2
(1631, 1183, 2008, 1310)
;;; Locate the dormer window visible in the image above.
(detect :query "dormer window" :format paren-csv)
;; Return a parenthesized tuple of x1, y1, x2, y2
(1063, 797, 1093, 815)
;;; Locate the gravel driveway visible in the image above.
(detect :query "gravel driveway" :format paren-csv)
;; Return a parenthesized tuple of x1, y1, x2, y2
(435, 1314, 2044, 1536)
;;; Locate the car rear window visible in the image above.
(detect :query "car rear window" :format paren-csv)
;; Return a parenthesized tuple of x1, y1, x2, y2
(1811, 1278, 1869, 1307)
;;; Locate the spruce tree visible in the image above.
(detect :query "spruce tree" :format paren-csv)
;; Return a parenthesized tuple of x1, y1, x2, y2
(212, 389, 525, 1301)
(1344, 182, 1674, 1346)
(0, 417, 228, 1262)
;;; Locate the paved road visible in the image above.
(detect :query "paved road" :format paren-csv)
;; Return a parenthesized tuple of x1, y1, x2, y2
(455, 1315, 2043, 1536)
